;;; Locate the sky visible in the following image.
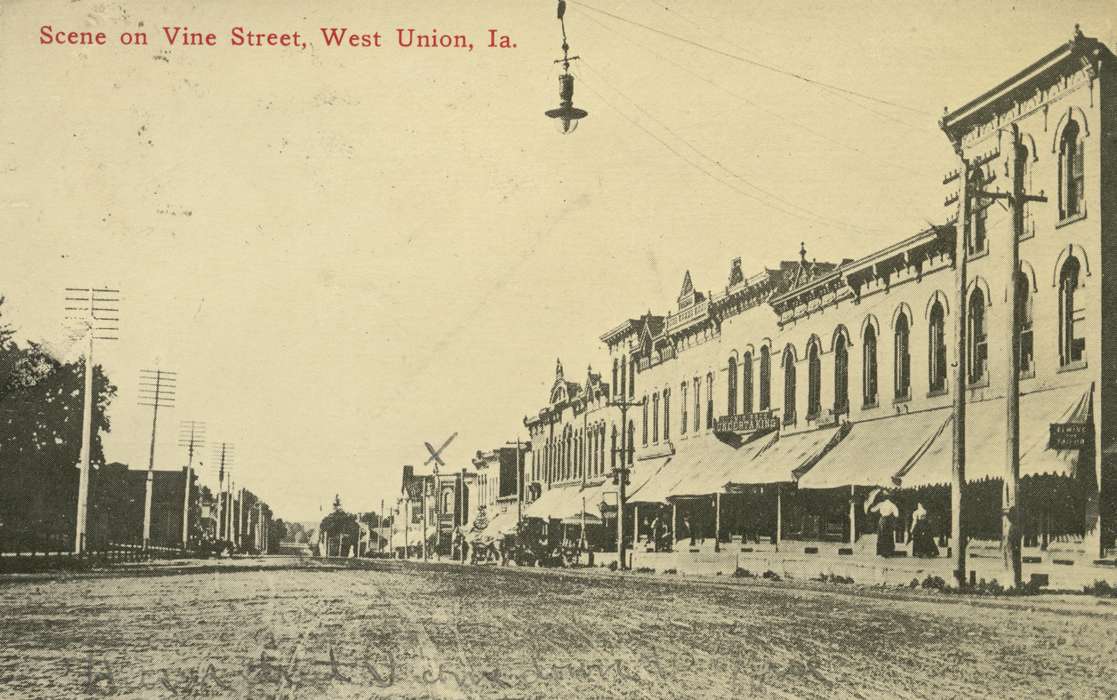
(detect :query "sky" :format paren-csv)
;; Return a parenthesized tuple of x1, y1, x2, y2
(1, 1, 1114, 523)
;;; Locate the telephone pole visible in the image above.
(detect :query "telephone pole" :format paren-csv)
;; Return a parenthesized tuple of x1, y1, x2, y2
(64, 287, 119, 554)
(213, 442, 234, 541)
(607, 396, 644, 571)
(139, 368, 176, 548)
(978, 123, 1046, 586)
(178, 421, 206, 548)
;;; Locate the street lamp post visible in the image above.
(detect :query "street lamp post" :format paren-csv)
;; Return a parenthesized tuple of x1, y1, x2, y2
(607, 396, 644, 571)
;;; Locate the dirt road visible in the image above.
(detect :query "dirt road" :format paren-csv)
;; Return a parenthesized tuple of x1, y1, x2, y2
(0, 558, 1112, 698)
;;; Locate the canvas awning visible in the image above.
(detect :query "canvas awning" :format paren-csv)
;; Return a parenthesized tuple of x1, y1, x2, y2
(896, 383, 1093, 488)
(610, 455, 675, 504)
(523, 484, 585, 520)
(797, 409, 951, 490)
(669, 432, 779, 498)
(725, 425, 847, 487)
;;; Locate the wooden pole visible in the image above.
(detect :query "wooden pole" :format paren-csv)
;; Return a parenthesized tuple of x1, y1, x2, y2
(1003, 124, 1023, 587)
(849, 484, 857, 545)
(714, 493, 721, 552)
(951, 153, 971, 589)
(74, 330, 94, 554)
(775, 485, 782, 550)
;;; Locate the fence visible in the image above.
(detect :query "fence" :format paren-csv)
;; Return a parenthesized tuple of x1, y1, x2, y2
(0, 542, 184, 574)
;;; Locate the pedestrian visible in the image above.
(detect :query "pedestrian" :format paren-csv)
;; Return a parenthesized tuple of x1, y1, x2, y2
(910, 502, 939, 558)
(682, 514, 695, 546)
(649, 515, 661, 551)
(870, 492, 899, 557)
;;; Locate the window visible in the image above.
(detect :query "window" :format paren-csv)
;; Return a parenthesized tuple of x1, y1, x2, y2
(693, 378, 701, 432)
(663, 389, 671, 440)
(727, 356, 738, 417)
(894, 314, 911, 400)
(968, 289, 987, 384)
(612, 359, 618, 397)
(642, 398, 649, 446)
(971, 168, 988, 255)
(599, 425, 606, 475)
(863, 325, 878, 406)
(653, 392, 660, 442)
(681, 382, 688, 435)
(706, 373, 714, 430)
(1059, 120, 1084, 220)
(620, 355, 627, 400)
(1059, 257, 1085, 365)
(629, 357, 636, 398)
(742, 352, 753, 415)
(627, 421, 635, 465)
(834, 335, 849, 413)
(782, 348, 796, 425)
(610, 425, 617, 468)
(759, 346, 771, 411)
(807, 342, 821, 419)
(1017, 273, 1034, 376)
(929, 302, 947, 393)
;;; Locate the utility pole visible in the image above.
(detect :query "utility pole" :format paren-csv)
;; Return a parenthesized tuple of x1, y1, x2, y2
(607, 396, 644, 571)
(422, 483, 430, 561)
(979, 123, 1046, 587)
(505, 439, 526, 528)
(139, 368, 176, 548)
(178, 421, 205, 548)
(213, 442, 233, 542)
(65, 287, 119, 554)
(944, 148, 971, 589)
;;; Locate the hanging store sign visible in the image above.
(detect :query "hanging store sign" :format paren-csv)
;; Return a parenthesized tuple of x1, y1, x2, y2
(715, 412, 779, 436)
(1049, 422, 1093, 450)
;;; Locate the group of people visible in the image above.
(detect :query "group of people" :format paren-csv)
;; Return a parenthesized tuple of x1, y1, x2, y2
(867, 489, 939, 558)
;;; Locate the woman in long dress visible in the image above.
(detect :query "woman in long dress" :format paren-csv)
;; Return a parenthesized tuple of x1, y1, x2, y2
(872, 495, 899, 557)
(910, 502, 939, 557)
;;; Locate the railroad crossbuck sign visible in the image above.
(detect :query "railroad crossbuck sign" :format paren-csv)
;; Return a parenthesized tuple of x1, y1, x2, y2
(423, 432, 458, 468)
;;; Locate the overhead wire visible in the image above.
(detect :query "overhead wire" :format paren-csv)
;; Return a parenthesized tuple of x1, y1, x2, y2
(573, 8, 937, 183)
(572, 0, 935, 119)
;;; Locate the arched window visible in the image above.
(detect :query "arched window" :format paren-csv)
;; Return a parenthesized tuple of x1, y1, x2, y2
(611, 359, 618, 397)
(742, 352, 754, 415)
(693, 377, 701, 432)
(863, 325, 878, 406)
(680, 381, 688, 435)
(663, 388, 671, 440)
(629, 357, 637, 398)
(807, 342, 821, 419)
(1059, 257, 1084, 365)
(610, 425, 617, 469)
(627, 420, 635, 465)
(442, 490, 453, 513)
(1017, 273, 1034, 375)
(1059, 120, 1084, 220)
(894, 314, 911, 400)
(599, 424, 606, 475)
(642, 397, 649, 446)
(652, 392, 660, 442)
(929, 302, 946, 393)
(968, 288, 987, 384)
(759, 346, 771, 411)
(783, 347, 797, 426)
(971, 167, 988, 255)
(727, 356, 738, 417)
(706, 373, 714, 430)
(834, 335, 849, 413)
(620, 354, 627, 400)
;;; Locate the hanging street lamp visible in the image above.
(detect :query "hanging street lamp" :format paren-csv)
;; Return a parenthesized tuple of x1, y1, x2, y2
(545, 0, 588, 135)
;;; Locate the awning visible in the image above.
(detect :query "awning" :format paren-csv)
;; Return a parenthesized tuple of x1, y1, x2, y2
(612, 455, 675, 504)
(798, 409, 951, 489)
(469, 509, 518, 542)
(670, 432, 779, 498)
(523, 484, 584, 520)
(897, 383, 1093, 488)
(726, 425, 847, 487)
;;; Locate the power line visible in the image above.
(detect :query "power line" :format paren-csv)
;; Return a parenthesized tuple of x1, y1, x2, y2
(574, 61, 891, 238)
(572, 1, 934, 118)
(574, 9, 936, 182)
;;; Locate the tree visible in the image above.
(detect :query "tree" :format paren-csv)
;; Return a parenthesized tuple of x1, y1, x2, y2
(268, 518, 287, 554)
(319, 497, 359, 557)
(0, 297, 117, 552)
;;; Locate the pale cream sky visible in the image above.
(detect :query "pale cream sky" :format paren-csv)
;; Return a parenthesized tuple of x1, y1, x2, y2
(1, 1, 1114, 522)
